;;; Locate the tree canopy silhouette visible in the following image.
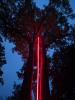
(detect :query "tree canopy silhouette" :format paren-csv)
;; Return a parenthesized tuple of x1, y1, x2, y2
(0, 0, 75, 100)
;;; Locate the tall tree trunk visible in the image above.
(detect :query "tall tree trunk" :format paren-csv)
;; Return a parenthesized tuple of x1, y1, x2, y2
(42, 44, 50, 100)
(19, 42, 33, 100)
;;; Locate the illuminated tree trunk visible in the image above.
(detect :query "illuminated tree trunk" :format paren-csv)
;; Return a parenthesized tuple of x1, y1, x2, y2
(19, 26, 51, 100)
(18, 33, 62, 100)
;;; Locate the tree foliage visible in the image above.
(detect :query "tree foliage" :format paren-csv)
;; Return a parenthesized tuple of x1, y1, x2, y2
(0, 35, 6, 85)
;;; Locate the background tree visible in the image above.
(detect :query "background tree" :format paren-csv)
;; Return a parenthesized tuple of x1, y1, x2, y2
(0, 0, 75, 100)
(0, 35, 6, 85)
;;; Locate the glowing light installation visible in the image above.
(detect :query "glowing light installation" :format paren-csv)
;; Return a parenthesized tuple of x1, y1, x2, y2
(32, 35, 43, 100)
(36, 35, 43, 100)
(37, 37, 40, 100)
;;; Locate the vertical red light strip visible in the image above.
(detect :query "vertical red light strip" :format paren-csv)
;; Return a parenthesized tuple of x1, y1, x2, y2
(36, 35, 43, 100)
(37, 36, 40, 100)
(32, 35, 43, 100)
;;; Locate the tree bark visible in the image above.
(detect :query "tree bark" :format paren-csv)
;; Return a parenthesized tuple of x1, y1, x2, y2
(19, 42, 33, 100)
(42, 45, 50, 100)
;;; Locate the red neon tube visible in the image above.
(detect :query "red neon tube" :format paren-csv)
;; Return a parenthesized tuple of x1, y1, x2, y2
(36, 35, 43, 100)
(32, 35, 43, 100)
(37, 37, 39, 100)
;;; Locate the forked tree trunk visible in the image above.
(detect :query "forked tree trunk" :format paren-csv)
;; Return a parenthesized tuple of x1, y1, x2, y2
(19, 37, 51, 100)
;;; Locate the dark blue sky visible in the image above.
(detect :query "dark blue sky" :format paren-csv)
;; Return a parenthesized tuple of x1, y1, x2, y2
(70, 0, 75, 12)
(33, 0, 49, 9)
(0, 0, 75, 100)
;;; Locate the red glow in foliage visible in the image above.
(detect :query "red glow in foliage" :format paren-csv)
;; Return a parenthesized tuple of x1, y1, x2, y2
(32, 34, 44, 100)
